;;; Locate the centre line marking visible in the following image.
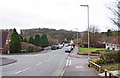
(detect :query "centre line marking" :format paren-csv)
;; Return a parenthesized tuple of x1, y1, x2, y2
(44, 55, 56, 62)
(15, 67, 31, 74)
(36, 62, 42, 66)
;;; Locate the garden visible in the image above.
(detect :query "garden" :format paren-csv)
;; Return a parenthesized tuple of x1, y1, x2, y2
(91, 50, 120, 71)
(78, 47, 120, 76)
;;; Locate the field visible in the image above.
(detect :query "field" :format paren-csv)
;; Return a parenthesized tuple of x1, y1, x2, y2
(78, 47, 105, 54)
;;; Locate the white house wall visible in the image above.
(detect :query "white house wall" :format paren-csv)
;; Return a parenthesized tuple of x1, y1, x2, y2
(106, 43, 120, 51)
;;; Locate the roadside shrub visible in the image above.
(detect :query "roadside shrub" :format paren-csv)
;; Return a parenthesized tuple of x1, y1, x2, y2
(91, 51, 97, 54)
(91, 51, 100, 54)
(91, 58, 99, 63)
(91, 58, 105, 65)
(21, 42, 42, 53)
(34, 46, 42, 52)
(27, 45, 34, 52)
(100, 51, 120, 63)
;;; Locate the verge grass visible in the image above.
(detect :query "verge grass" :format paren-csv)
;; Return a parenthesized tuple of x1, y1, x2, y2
(78, 47, 105, 54)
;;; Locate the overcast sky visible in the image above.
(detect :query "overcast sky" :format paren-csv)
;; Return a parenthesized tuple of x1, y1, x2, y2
(0, 0, 117, 33)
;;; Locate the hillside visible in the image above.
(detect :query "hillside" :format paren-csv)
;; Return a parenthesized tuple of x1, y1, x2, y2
(20, 28, 81, 44)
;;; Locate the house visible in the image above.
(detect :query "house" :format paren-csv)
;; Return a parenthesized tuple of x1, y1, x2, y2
(96, 38, 106, 48)
(105, 37, 120, 51)
(0, 30, 10, 54)
(70, 40, 74, 45)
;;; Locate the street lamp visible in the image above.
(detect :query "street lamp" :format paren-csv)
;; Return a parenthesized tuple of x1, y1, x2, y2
(74, 28, 78, 47)
(80, 5, 90, 67)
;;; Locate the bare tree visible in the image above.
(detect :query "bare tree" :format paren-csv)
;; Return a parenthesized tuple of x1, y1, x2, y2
(109, 0, 120, 29)
(89, 25, 100, 33)
(89, 25, 100, 47)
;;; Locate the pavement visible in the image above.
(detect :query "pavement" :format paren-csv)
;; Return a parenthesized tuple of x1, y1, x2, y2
(0, 57, 17, 66)
(62, 47, 100, 78)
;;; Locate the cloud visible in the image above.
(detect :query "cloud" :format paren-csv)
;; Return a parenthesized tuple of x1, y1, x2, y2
(0, 0, 116, 32)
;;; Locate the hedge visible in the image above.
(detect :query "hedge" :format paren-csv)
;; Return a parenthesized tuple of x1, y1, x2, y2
(100, 51, 120, 63)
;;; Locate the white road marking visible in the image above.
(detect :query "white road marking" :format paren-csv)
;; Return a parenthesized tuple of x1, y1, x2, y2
(69, 60, 71, 66)
(66, 59, 72, 66)
(60, 67, 66, 77)
(66, 59, 69, 66)
(44, 59, 50, 62)
(14, 67, 31, 74)
(36, 62, 42, 66)
(33, 54, 42, 57)
(44, 54, 56, 62)
(14, 71, 22, 75)
(68, 56, 70, 59)
(75, 65, 83, 69)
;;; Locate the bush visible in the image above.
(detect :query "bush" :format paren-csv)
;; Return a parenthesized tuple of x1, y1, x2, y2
(34, 46, 42, 52)
(91, 58, 105, 65)
(91, 58, 99, 63)
(21, 42, 42, 53)
(91, 51, 97, 54)
(27, 45, 34, 52)
(91, 51, 100, 54)
(100, 51, 120, 63)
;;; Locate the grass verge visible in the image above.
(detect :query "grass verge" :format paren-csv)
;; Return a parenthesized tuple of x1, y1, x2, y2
(78, 47, 105, 55)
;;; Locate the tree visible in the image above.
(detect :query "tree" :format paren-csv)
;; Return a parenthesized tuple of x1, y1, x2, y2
(109, 1, 120, 28)
(34, 34, 40, 46)
(89, 25, 100, 47)
(29, 36, 34, 44)
(106, 29, 112, 37)
(9, 28, 21, 53)
(23, 38, 27, 42)
(20, 35, 23, 42)
(40, 34, 49, 47)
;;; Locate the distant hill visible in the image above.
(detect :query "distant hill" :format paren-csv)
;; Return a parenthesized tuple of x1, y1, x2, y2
(20, 28, 81, 44)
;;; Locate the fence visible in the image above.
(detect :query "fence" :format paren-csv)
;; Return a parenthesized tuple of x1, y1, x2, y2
(90, 61, 120, 78)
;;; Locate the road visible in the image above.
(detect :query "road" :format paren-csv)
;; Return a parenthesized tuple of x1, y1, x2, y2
(2, 47, 68, 76)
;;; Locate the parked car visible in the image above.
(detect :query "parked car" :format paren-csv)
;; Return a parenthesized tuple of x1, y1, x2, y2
(65, 45, 73, 53)
(58, 44, 63, 49)
(44, 46, 51, 50)
(64, 44, 68, 47)
(51, 45, 58, 50)
(56, 45, 59, 49)
(71, 45, 74, 51)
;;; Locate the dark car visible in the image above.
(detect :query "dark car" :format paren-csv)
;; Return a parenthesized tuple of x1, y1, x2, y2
(51, 45, 58, 50)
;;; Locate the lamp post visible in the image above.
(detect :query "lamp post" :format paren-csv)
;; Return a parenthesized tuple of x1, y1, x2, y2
(80, 5, 90, 67)
(74, 28, 78, 47)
